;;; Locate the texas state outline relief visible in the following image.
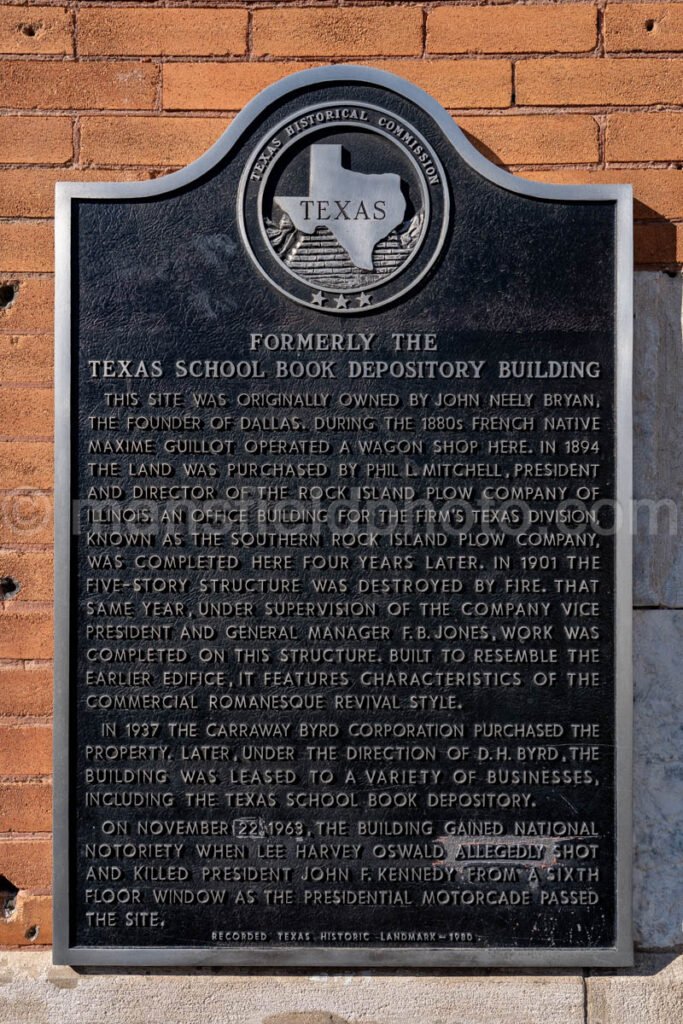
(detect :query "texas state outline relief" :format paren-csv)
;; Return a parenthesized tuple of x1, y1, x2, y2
(275, 144, 406, 270)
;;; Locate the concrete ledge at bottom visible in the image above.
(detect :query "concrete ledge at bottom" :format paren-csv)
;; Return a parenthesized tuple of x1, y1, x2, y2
(0, 949, 588, 1024)
(1, 951, 681, 1024)
(587, 953, 683, 1024)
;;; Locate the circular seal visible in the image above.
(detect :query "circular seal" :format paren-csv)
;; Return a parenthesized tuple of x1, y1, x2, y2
(239, 102, 449, 314)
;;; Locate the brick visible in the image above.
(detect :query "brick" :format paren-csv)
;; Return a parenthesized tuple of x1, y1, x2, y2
(635, 222, 683, 265)
(0, 387, 53, 438)
(0, 782, 51, 832)
(0, 336, 52, 384)
(0, 665, 52, 716)
(80, 115, 227, 167)
(607, 111, 683, 161)
(0, 490, 53, 548)
(0, 115, 72, 164)
(428, 4, 597, 54)
(606, 3, 683, 52)
(253, 7, 422, 58)
(0, 839, 51, 889)
(0, 549, 54, 602)
(516, 57, 683, 106)
(79, 6, 247, 57)
(0, 723, 52, 775)
(166, 60, 512, 112)
(0, 442, 52, 490)
(0, 893, 51, 946)
(0, 222, 52, 273)
(0, 610, 52, 660)
(0, 169, 150, 218)
(0, 60, 157, 111)
(0, 279, 53, 333)
(459, 114, 598, 166)
(165, 57, 511, 111)
(525, 168, 683, 221)
(164, 61, 317, 111)
(0, 5, 71, 56)
(371, 60, 512, 109)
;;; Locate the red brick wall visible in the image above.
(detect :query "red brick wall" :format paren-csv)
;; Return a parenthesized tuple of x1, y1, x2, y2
(0, 0, 680, 950)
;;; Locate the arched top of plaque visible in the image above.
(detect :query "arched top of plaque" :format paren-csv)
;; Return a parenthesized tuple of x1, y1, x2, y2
(56, 64, 632, 319)
(56, 63, 632, 205)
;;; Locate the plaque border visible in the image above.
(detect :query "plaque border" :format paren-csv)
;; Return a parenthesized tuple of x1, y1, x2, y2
(53, 63, 633, 969)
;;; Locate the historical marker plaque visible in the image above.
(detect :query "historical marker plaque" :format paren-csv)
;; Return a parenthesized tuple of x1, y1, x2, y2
(54, 66, 633, 967)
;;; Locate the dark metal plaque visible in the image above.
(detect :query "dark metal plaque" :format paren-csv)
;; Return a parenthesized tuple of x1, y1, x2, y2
(54, 66, 633, 967)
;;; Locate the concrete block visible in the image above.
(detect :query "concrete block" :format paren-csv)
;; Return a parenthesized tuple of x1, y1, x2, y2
(587, 952, 683, 1024)
(0, 950, 585, 1024)
(633, 271, 683, 607)
(633, 611, 683, 949)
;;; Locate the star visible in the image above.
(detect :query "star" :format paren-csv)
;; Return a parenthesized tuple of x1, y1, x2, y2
(357, 292, 372, 307)
(335, 294, 349, 309)
(311, 291, 326, 306)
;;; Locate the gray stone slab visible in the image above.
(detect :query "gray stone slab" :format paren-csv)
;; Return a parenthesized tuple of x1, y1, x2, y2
(633, 611, 683, 949)
(0, 951, 585, 1024)
(588, 953, 683, 1024)
(633, 271, 683, 608)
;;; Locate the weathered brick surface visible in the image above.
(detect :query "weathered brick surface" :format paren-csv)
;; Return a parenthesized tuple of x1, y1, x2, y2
(79, 7, 247, 57)
(0, 610, 53, 660)
(517, 57, 683, 105)
(0, 5, 72, 56)
(606, 3, 683, 52)
(635, 222, 683, 265)
(0, 60, 157, 110)
(0, 840, 51, 890)
(0, 665, 52, 716)
(0, 490, 53, 549)
(461, 114, 599, 165)
(80, 116, 227, 167)
(0, 116, 72, 164)
(428, 4, 597, 55)
(607, 112, 683, 162)
(0, 782, 51, 833)
(0, 336, 53, 384)
(0, 443, 52, 491)
(0, 895, 51, 946)
(0, 548, 54, 602)
(0, 387, 53, 437)
(165, 59, 513, 112)
(0, 168, 149, 218)
(372, 59, 513, 109)
(0, 279, 53, 334)
(0, 223, 52, 274)
(164, 60, 317, 111)
(0, 723, 52, 775)
(253, 7, 423, 58)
